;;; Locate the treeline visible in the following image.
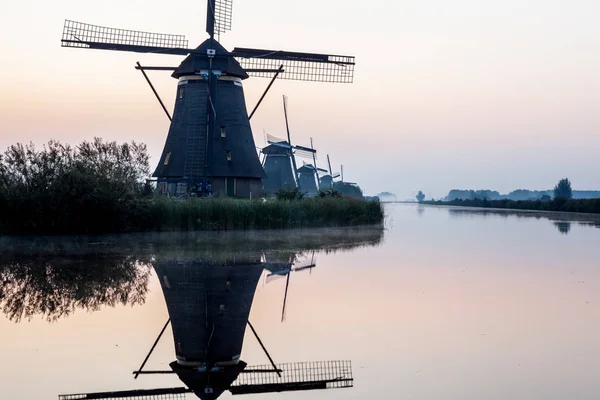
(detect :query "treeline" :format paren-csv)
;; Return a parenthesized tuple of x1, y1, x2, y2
(424, 198, 600, 214)
(445, 189, 600, 201)
(0, 139, 383, 235)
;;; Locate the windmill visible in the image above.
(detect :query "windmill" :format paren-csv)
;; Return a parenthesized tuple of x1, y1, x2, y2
(264, 251, 317, 322)
(296, 139, 328, 196)
(261, 95, 316, 195)
(58, 256, 352, 400)
(60, 0, 355, 198)
(319, 154, 341, 189)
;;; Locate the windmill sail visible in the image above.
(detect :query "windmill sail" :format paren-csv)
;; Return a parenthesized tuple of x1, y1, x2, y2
(230, 361, 353, 394)
(58, 387, 190, 399)
(206, 0, 233, 38)
(232, 48, 355, 83)
(293, 145, 316, 159)
(266, 134, 287, 144)
(58, 361, 353, 399)
(61, 20, 190, 55)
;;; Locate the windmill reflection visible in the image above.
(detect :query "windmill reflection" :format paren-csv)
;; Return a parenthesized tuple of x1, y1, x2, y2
(117, 254, 351, 399)
(155, 257, 265, 399)
(46, 227, 382, 400)
(264, 251, 316, 322)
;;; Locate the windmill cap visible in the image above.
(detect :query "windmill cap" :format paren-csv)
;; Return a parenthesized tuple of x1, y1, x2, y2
(297, 164, 317, 172)
(172, 39, 249, 79)
(262, 142, 292, 154)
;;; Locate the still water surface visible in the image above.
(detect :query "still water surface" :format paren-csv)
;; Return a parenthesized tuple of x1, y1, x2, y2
(1, 204, 600, 399)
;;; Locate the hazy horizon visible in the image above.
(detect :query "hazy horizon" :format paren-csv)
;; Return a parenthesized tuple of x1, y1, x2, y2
(1, 0, 599, 199)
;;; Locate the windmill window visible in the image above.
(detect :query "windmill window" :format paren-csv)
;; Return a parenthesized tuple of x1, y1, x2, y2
(226, 151, 232, 162)
(178, 87, 184, 99)
(164, 152, 171, 165)
(220, 126, 227, 138)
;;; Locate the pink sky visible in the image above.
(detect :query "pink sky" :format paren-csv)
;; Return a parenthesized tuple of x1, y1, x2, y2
(1, 0, 599, 198)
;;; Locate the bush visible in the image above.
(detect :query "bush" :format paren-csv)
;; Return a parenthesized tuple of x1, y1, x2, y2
(318, 189, 342, 198)
(275, 187, 305, 201)
(332, 182, 364, 199)
(0, 138, 149, 235)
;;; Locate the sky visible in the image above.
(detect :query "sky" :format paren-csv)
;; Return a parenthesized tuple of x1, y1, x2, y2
(1, 0, 599, 199)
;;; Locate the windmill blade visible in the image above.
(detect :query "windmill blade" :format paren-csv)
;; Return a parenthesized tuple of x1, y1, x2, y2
(293, 145, 316, 160)
(58, 387, 191, 400)
(294, 148, 316, 159)
(61, 20, 190, 55)
(293, 262, 316, 272)
(206, 0, 233, 38)
(293, 145, 316, 154)
(281, 272, 291, 322)
(266, 133, 287, 144)
(265, 273, 287, 284)
(332, 172, 341, 179)
(231, 48, 355, 83)
(231, 360, 353, 394)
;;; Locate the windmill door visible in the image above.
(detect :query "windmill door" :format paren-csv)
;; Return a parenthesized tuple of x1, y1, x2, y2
(227, 178, 235, 197)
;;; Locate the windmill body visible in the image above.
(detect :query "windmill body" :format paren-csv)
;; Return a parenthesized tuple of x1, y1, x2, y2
(319, 154, 341, 189)
(320, 174, 334, 188)
(297, 164, 320, 196)
(153, 40, 265, 198)
(261, 142, 297, 194)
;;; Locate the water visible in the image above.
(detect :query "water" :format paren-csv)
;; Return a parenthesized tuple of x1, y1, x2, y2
(1, 204, 600, 400)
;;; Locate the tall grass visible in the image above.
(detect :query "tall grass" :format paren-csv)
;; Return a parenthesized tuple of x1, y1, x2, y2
(134, 197, 384, 232)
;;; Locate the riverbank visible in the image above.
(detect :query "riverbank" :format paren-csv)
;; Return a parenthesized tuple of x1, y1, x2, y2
(0, 196, 384, 235)
(422, 198, 600, 214)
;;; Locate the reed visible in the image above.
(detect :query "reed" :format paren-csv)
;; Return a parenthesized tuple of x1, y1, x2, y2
(135, 196, 384, 232)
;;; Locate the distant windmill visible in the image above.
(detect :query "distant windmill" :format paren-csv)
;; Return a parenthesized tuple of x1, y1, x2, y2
(60, 0, 355, 198)
(319, 154, 341, 189)
(296, 139, 328, 196)
(340, 164, 356, 185)
(261, 96, 317, 195)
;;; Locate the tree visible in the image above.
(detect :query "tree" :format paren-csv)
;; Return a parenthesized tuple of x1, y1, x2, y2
(416, 191, 425, 202)
(0, 138, 150, 234)
(554, 178, 573, 200)
(376, 192, 397, 201)
(332, 182, 364, 199)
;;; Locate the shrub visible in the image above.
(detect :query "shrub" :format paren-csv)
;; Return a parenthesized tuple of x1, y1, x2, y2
(318, 189, 342, 198)
(275, 187, 305, 201)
